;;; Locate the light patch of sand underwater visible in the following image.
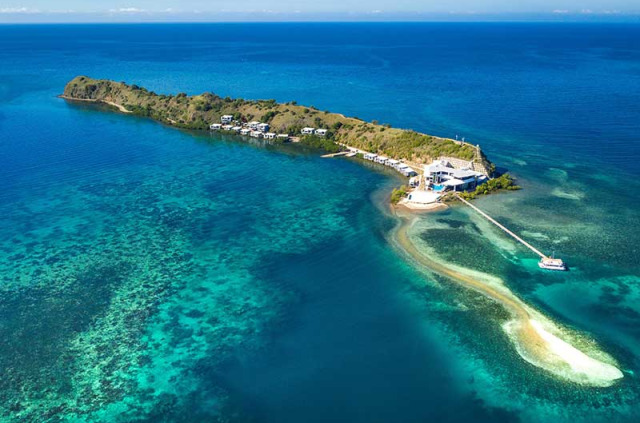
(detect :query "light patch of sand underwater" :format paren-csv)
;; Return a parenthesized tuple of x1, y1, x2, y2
(392, 214, 623, 387)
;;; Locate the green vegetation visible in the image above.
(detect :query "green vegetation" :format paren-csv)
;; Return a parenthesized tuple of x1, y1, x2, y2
(458, 174, 521, 200)
(390, 185, 409, 204)
(62, 76, 493, 168)
(299, 135, 342, 153)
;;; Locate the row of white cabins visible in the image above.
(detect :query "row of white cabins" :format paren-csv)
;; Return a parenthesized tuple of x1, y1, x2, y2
(362, 152, 418, 177)
(211, 115, 486, 202)
(210, 115, 328, 140)
(363, 153, 488, 205)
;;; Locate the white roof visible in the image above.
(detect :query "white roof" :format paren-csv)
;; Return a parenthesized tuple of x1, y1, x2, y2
(443, 178, 465, 186)
(408, 190, 440, 204)
(425, 163, 453, 174)
(387, 159, 399, 165)
(258, 122, 269, 126)
(425, 159, 454, 173)
(221, 114, 233, 118)
(452, 169, 482, 179)
(302, 127, 315, 131)
(315, 128, 328, 132)
(265, 132, 276, 136)
(249, 121, 260, 125)
(378, 156, 388, 161)
(277, 134, 289, 137)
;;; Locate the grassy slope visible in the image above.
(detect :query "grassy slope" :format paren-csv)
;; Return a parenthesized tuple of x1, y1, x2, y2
(62, 76, 492, 169)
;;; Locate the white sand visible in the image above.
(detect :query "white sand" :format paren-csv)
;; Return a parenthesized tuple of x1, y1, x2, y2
(399, 220, 624, 387)
(529, 319, 623, 386)
(60, 96, 132, 114)
(103, 100, 132, 114)
(397, 198, 447, 212)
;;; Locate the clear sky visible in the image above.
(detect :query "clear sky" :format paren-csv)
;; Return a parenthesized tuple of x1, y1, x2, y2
(1, 0, 639, 22)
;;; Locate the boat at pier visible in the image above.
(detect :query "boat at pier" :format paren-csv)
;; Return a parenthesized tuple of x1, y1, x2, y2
(538, 257, 567, 271)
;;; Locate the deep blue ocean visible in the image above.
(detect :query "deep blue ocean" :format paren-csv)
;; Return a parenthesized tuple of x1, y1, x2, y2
(0, 23, 639, 422)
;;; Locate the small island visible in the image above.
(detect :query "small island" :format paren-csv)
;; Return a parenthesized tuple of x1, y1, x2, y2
(59, 76, 623, 387)
(61, 76, 518, 207)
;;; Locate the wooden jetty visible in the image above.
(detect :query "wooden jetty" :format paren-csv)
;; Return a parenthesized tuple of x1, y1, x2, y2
(321, 151, 351, 158)
(455, 194, 566, 270)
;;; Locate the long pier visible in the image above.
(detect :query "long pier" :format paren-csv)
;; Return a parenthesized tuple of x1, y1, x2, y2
(455, 194, 547, 259)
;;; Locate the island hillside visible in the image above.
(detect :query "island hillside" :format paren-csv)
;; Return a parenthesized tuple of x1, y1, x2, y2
(62, 76, 493, 173)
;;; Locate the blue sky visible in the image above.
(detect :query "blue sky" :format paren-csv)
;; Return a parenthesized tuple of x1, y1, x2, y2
(1, 1, 639, 22)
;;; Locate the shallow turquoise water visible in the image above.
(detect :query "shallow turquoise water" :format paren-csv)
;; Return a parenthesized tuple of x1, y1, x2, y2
(0, 23, 639, 422)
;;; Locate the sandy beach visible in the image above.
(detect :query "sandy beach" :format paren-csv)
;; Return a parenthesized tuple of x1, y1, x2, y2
(392, 214, 623, 387)
(60, 95, 132, 114)
(395, 199, 448, 213)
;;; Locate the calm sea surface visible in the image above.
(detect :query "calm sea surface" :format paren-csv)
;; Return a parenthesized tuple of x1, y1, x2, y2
(0, 23, 639, 422)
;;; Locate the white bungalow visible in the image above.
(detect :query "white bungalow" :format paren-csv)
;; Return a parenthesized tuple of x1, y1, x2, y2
(376, 156, 388, 165)
(264, 132, 276, 139)
(232, 126, 242, 132)
(277, 134, 290, 140)
(250, 131, 263, 138)
(396, 163, 417, 176)
(409, 176, 420, 187)
(257, 123, 270, 132)
(248, 121, 261, 130)
(386, 159, 400, 168)
(221, 115, 233, 124)
(363, 153, 378, 161)
(222, 124, 233, 131)
(240, 128, 251, 135)
(210, 123, 222, 130)
(301, 127, 315, 135)
(315, 128, 328, 136)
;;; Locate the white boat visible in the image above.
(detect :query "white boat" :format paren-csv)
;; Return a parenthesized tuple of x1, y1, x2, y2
(538, 256, 567, 271)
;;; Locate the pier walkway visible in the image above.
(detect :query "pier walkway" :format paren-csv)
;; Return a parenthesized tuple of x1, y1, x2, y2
(455, 194, 547, 259)
(321, 151, 351, 158)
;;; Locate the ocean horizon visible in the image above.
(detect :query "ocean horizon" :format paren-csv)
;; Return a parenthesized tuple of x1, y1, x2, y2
(0, 22, 639, 422)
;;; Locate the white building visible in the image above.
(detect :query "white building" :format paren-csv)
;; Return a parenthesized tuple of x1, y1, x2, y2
(222, 124, 233, 131)
(240, 128, 251, 135)
(258, 123, 270, 133)
(232, 126, 242, 132)
(376, 156, 388, 165)
(277, 134, 289, 140)
(363, 153, 378, 161)
(248, 121, 261, 130)
(398, 164, 417, 177)
(386, 159, 399, 168)
(250, 131, 263, 138)
(315, 128, 328, 136)
(301, 127, 315, 135)
(424, 160, 485, 191)
(210, 123, 222, 130)
(264, 132, 276, 139)
(221, 115, 233, 124)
